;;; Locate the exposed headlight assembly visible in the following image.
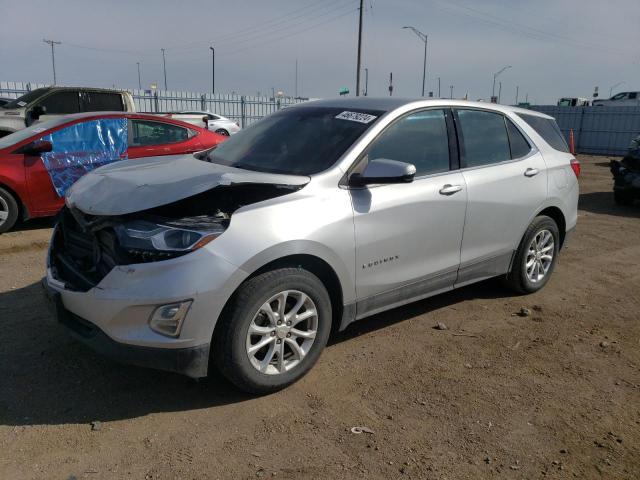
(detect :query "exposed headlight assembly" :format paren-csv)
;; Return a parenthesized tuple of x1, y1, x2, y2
(115, 219, 225, 258)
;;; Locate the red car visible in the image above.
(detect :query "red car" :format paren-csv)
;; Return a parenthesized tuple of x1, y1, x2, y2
(0, 112, 225, 232)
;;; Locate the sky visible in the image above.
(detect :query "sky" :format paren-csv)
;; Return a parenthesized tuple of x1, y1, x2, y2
(1, 0, 638, 104)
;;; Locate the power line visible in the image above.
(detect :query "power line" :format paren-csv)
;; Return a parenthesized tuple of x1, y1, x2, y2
(165, 0, 352, 52)
(169, 1, 357, 54)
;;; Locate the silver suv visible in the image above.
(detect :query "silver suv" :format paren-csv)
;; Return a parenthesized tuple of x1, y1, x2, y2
(44, 98, 579, 393)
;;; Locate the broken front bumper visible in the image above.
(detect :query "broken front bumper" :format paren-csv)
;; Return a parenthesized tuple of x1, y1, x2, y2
(43, 279, 209, 377)
(44, 224, 249, 378)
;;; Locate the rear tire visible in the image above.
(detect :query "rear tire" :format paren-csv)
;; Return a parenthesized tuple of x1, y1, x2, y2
(0, 187, 19, 234)
(503, 215, 560, 294)
(213, 268, 332, 394)
(214, 128, 230, 136)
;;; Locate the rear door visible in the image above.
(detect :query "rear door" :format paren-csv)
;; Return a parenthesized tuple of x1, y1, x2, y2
(351, 108, 467, 317)
(454, 108, 547, 286)
(127, 119, 201, 157)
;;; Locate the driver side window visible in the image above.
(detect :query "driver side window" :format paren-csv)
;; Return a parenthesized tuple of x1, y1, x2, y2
(366, 109, 450, 177)
(39, 91, 81, 114)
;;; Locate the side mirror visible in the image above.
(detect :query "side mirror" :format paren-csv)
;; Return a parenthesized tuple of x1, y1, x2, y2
(20, 140, 53, 156)
(202, 116, 210, 126)
(30, 105, 47, 120)
(349, 158, 416, 186)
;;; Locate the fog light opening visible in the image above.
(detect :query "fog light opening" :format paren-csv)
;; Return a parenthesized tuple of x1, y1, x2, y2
(149, 300, 192, 337)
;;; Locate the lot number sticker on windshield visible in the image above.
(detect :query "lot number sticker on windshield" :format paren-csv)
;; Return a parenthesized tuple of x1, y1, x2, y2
(335, 111, 377, 124)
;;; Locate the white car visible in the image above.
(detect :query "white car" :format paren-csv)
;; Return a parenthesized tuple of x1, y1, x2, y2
(592, 91, 640, 107)
(173, 111, 241, 136)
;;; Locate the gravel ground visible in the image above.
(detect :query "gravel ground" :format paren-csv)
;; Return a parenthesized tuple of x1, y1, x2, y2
(0, 155, 639, 479)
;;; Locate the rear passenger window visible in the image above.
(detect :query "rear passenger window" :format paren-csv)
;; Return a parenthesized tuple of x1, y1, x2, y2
(130, 120, 190, 146)
(505, 119, 531, 158)
(457, 109, 510, 167)
(367, 109, 450, 176)
(516, 113, 568, 152)
(83, 92, 124, 112)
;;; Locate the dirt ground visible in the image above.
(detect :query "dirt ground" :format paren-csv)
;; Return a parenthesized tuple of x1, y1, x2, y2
(0, 155, 639, 480)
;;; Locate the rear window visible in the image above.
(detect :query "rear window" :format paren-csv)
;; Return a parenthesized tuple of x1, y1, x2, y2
(516, 113, 568, 152)
(82, 92, 124, 112)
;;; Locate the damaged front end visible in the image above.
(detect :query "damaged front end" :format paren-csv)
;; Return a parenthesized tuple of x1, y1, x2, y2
(50, 157, 309, 292)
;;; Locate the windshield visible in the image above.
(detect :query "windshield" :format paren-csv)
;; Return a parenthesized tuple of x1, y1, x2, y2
(2, 88, 51, 109)
(0, 116, 74, 150)
(207, 106, 383, 175)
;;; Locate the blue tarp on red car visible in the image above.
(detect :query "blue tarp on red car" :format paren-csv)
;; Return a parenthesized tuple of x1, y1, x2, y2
(41, 118, 128, 196)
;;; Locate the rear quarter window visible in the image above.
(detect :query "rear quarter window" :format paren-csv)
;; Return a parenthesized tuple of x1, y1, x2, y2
(517, 113, 568, 152)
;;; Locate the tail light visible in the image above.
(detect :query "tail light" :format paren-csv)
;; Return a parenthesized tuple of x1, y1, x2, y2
(570, 158, 581, 178)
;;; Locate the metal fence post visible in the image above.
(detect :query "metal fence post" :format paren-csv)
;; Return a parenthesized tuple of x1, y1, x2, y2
(153, 91, 159, 113)
(241, 96, 246, 128)
(576, 106, 586, 153)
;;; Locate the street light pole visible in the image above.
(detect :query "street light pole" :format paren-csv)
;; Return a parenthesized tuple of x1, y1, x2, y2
(515, 85, 519, 105)
(209, 46, 215, 94)
(161, 48, 168, 90)
(43, 39, 61, 85)
(355, 0, 364, 96)
(136, 62, 142, 90)
(492, 65, 511, 100)
(403, 26, 428, 97)
(438, 77, 441, 98)
(450, 85, 454, 99)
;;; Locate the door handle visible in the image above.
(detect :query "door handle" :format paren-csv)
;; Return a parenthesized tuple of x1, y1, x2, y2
(524, 167, 539, 177)
(439, 184, 463, 195)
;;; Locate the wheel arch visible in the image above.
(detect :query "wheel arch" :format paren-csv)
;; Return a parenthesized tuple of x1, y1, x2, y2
(213, 253, 347, 345)
(536, 205, 566, 248)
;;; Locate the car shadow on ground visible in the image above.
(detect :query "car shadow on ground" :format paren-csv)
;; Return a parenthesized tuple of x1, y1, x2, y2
(11, 217, 55, 232)
(579, 191, 640, 217)
(0, 278, 512, 427)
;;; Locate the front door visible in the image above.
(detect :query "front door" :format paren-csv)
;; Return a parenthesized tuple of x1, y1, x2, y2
(350, 108, 467, 318)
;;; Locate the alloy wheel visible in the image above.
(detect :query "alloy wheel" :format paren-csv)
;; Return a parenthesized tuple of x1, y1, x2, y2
(245, 290, 318, 375)
(525, 229, 555, 283)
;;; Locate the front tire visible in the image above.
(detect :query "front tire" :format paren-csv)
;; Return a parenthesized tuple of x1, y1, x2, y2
(214, 128, 230, 136)
(214, 268, 332, 394)
(0, 187, 19, 233)
(504, 215, 560, 294)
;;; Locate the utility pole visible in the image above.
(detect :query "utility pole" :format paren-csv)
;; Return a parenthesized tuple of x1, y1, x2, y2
(450, 85, 454, 99)
(161, 48, 168, 90)
(43, 39, 61, 85)
(403, 26, 428, 97)
(295, 59, 298, 98)
(492, 65, 511, 101)
(515, 85, 519, 104)
(136, 62, 142, 90)
(438, 77, 441, 98)
(355, 0, 364, 96)
(364, 67, 368, 96)
(388, 72, 393, 96)
(209, 46, 215, 94)
(498, 81, 502, 104)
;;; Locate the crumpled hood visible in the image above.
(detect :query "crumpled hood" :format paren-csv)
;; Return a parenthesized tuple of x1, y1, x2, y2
(66, 154, 310, 216)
